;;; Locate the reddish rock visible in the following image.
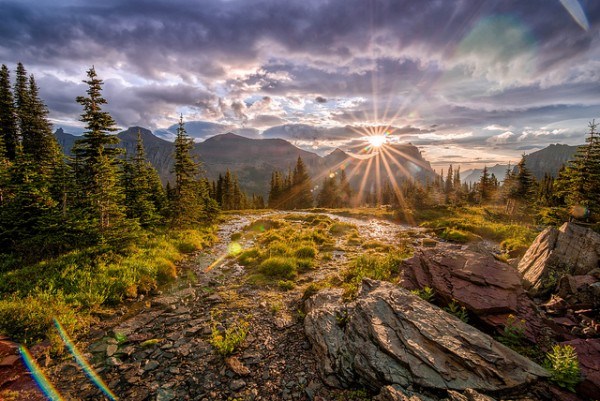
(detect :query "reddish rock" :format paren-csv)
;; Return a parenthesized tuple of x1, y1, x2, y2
(518, 223, 600, 296)
(561, 338, 600, 398)
(400, 244, 549, 342)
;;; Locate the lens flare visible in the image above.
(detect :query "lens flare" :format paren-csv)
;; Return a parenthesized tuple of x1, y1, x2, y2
(18, 345, 64, 401)
(53, 319, 119, 401)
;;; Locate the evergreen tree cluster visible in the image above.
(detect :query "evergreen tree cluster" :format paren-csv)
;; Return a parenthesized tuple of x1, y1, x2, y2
(211, 169, 264, 210)
(268, 156, 313, 209)
(0, 64, 218, 263)
(316, 169, 353, 208)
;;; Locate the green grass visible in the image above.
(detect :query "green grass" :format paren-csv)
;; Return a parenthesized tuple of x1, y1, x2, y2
(342, 252, 409, 297)
(209, 319, 249, 356)
(417, 206, 537, 254)
(0, 226, 216, 346)
(237, 218, 327, 283)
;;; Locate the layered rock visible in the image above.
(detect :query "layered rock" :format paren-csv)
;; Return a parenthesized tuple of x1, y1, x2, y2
(399, 244, 547, 341)
(304, 279, 548, 396)
(560, 338, 600, 398)
(518, 223, 600, 296)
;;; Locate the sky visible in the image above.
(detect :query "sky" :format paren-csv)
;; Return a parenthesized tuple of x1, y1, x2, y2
(0, 0, 599, 170)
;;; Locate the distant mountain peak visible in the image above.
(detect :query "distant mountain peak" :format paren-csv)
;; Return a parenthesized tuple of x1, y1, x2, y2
(329, 148, 348, 156)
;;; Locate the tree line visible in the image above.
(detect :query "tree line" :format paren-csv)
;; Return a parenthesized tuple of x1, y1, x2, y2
(0, 64, 220, 264)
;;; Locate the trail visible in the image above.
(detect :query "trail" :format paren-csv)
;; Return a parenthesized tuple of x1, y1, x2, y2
(47, 211, 415, 401)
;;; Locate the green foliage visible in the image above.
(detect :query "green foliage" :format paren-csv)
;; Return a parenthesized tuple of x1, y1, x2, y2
(439, 228, 474, 243)
(497, 314, 526, 348)
(336, 389, 371, 401)
(411, 286, 435, 302)
(0, 227, 215, 344)
(544, 344, 582, 392)
(259, 257, 297, 279)
(444, 300, 469, 323)
(294, 244, 317, 259)
(277, 280, 295, 291)
(342, 253, 407, 297)
(210, 320, 249, 356)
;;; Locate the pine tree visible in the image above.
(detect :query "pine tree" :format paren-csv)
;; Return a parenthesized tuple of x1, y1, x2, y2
(73, 67, 126, 237)
(14, 63, 29, 140)
(339, 169, 352, 207)
(316, 174, 340, 208)
(478, 166, 492, 203)
(514, 155, 535, 201)
(557, 120, 600, 219)
(291, 156, 313, 209)
(170, 115, 217, 226)
(21, 75, 62, 169)
(0, 135, 10, 204)
(268, 171, 283, 209)
(0, 65, 18, 160)
(124, 130, 164, 226)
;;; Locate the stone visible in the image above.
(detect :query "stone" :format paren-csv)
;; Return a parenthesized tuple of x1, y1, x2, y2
(225, 356, 251, 376)
(144, 359, 160, 371)
(106, 344, 118, 357)
(447, 389, 496, 401)
(518, 223, 600, 296)
(399, 244, 548, 341)
(374, 385, 432, 401)
(0, 354, 20, 367)
(157, 388, 176, 401)
(229, 379, 246, 391)
(304, 279, 549, 393)
(560, 338, 600, 398)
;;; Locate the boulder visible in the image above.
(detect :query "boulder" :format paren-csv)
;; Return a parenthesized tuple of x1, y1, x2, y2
(304, 279, 549, 395)
(518, 223, 600, 296)
(399, 245, 548, 341)
(374, 385, 434, 401)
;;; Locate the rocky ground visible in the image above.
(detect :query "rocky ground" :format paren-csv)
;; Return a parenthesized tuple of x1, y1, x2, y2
(1, 213, 598, 401)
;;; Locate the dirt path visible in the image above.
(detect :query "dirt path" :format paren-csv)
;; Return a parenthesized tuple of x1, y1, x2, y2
(47, 211, 415, 401)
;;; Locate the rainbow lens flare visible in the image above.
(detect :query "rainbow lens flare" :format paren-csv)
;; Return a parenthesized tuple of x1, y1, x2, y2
(18, 345, 64, 401)
(53, 319, 119, 401)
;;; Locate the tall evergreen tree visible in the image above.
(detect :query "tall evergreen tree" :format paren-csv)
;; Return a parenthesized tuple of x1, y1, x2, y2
(73, 66, 126, 236)
(21, 75, 62, 170)
(124, 130, 165, 226)
(291, 156, 313, 209)
(14, 63, 30, 140)
(170, 115, 217, 226)
(316, 174, 340, 208)
(557, 120, 600, 219)
(478, 166, 492, 203)
(338, 169, 352, 207)
(0, 65, 18, 160)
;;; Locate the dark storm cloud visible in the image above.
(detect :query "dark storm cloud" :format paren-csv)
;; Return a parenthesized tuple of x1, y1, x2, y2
(0, 0, 599, 156)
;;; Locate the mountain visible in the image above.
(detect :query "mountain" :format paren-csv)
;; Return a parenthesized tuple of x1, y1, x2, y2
(522, 144, 579, 179)
(461, 164, 510, 185)
(54, 128, 436, 197)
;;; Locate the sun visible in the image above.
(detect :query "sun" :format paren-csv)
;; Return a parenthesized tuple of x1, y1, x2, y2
(366, 135, 388, 148)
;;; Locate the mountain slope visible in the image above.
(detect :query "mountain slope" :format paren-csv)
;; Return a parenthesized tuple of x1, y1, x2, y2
(54, 128, 436, 196)
(522, 144, 579, 179)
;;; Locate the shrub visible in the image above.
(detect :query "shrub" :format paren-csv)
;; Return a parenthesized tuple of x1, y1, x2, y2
(444, 300, 469, 323)
(296, 258, 315, 271)
(362, 240, 392, 252)
(268, 241, 292, 257)
(544, 344, 582, 392)
(411, 286, 435, 302)
(294, 245, 317, 259)
(439, 228, 473, 243)
(497, 314, 526, 348)
(329, 222, 357, 236)
(258, 257, 297, 279)
(277, 280, 295, 291)
(210, 320, 249, 356)
(237, 248, 261, 266)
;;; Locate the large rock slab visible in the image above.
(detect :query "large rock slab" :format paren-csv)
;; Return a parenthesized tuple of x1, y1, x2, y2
(304, 279, 549, 394)
(518, 223, 600, 296)
(400, 245, 548, 341)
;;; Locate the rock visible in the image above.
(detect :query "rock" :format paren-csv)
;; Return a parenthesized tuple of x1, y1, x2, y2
(518, 223, 600, 296)
(229, 379, 246, 391)
(156, 388, 176, 401)
(0, 355, 20, 367)
(225, 356, 251, 376)
(304, 279, 549, 393)
(560, 338, 600, 398)
(106, 344, 118, 357)
(400, 245, 548, 341)
(420, 238, 437, 248)
(446, 389, 496, 401)
(144, 359, 160, 371)
(374, 385, 432, 401)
